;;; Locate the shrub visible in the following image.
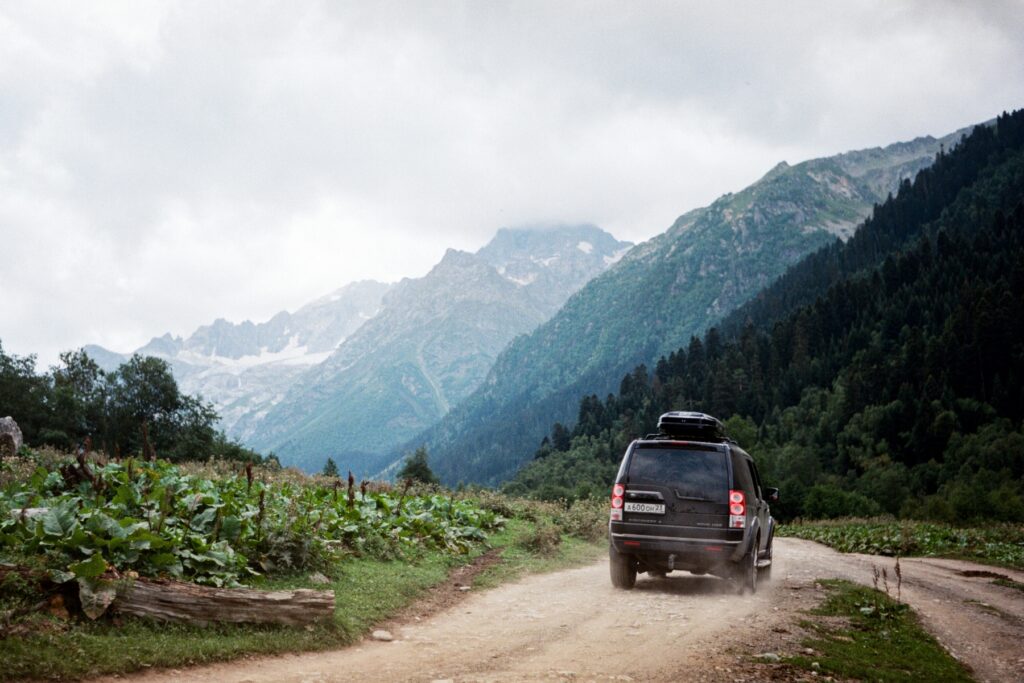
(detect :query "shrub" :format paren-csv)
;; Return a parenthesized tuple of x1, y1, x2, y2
(803, 484, 882, 519)
(554, 499, 607, 542)
(518, 522, 562, 556)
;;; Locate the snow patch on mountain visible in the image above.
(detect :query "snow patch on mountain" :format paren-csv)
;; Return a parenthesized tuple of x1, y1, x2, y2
(176, 336, 336, 374)
(604, 246, 631, 266)
(85, 280, 393, 440)
(507, 273, 538, 286)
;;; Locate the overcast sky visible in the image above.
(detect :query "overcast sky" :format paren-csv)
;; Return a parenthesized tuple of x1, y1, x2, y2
(2, 1, 1023, 368)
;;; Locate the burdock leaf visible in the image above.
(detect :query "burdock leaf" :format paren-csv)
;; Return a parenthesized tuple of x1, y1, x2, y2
(78, 579, 117, 620)
(69, 553, 107, 579)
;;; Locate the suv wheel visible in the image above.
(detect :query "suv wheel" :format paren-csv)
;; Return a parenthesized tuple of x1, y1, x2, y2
(609, 546, 637, 589)
(759, 541, 773, 582)
(739, 537, 758, 595)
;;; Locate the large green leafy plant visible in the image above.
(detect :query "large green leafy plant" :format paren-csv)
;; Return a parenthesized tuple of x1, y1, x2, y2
(0, 458, 502, 587)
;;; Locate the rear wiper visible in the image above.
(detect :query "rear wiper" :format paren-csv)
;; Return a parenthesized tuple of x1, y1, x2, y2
(673, 491, 715, 502)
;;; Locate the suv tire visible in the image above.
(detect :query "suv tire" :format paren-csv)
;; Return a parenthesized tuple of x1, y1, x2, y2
(609, 546, 637, 589)
(739, 537, 758, 595)
(759, 540, 773, 582)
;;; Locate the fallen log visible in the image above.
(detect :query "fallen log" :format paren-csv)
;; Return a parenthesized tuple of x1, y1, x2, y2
(112, 578, 335, 626)
(1, 564, 335, 626)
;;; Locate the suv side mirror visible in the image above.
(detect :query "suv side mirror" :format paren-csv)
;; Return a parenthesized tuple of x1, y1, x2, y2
(764, 487, 779, 503)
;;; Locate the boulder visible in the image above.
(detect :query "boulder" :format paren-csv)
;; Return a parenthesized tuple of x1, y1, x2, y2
(0, 416, 23, 458)
(307, 572, 331, 585)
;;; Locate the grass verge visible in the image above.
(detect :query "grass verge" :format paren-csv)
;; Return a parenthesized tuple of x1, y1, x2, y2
(788, 579, 974, 683)
(473, 518, 605, 589)
(779, 519, 1024, 570)
(0, 551, 462, 681)
(0, 518, 603, 681)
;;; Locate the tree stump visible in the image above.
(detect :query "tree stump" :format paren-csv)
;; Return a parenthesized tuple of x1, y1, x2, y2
(0, 416, 22, 458)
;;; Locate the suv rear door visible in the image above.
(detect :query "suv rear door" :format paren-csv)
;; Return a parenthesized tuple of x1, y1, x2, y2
(623, 443, 730, 531)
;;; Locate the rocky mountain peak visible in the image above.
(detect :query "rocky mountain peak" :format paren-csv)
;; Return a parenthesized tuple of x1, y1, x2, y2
(136, 332, 183, 358)
(758, 160, 791, 183)
(476, 224, 633, 314)
(84, 280, 392, 440)
(435, 248, 488, 271)
(247, 222, 630, 472)
(478, 224, 627, 264)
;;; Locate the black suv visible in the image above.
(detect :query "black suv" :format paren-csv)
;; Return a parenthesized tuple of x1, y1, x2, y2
(608, 411, 777, 593)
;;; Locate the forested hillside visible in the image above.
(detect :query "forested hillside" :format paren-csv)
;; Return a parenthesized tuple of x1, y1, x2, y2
(405, 128, 967, 485)
(506, 110, 1024, 523)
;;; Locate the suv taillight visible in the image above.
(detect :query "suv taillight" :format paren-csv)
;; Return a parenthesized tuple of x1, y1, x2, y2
(610, 484, 625, 521)
(729, 489, 746, 528)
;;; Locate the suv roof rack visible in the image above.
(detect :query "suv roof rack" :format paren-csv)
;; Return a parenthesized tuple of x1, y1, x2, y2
(641, 433, 736, 444)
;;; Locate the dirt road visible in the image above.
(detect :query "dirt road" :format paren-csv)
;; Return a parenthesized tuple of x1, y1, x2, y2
(97, 538, 1024, 683)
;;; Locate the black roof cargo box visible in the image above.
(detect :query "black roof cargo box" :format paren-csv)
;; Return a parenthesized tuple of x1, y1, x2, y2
(657, 411, 727, 441)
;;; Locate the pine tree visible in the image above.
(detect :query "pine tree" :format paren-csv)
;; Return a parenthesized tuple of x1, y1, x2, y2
(551, 422, 572, 451)
(398, 446, 439, 485)
(322, 457, 339, 478)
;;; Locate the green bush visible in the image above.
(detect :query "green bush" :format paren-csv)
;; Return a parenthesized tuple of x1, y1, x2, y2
(803, 484, 882, 519)
(553, 499, 607, 542)
(517, 522, 562, 556)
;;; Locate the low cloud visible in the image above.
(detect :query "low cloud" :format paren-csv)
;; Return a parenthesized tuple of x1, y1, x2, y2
(2, 1, 1023, 366)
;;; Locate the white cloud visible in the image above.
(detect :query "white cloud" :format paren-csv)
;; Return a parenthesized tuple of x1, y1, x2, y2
(1, 0, 1023, 367)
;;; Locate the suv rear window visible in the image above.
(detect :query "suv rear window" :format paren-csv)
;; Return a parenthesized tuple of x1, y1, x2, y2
(627, 446, 729, 500)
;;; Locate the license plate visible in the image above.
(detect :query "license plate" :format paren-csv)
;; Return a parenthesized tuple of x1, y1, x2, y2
(624, 502, 665, 515)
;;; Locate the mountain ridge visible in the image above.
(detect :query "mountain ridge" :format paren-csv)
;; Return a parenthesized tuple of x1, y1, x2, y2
(247, 224, 633, 474)
(85, 280, 393, 440)
(398, 124, 976, 486)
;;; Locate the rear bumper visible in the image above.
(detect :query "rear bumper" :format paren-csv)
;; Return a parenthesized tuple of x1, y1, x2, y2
(609, 521, 748, 568)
